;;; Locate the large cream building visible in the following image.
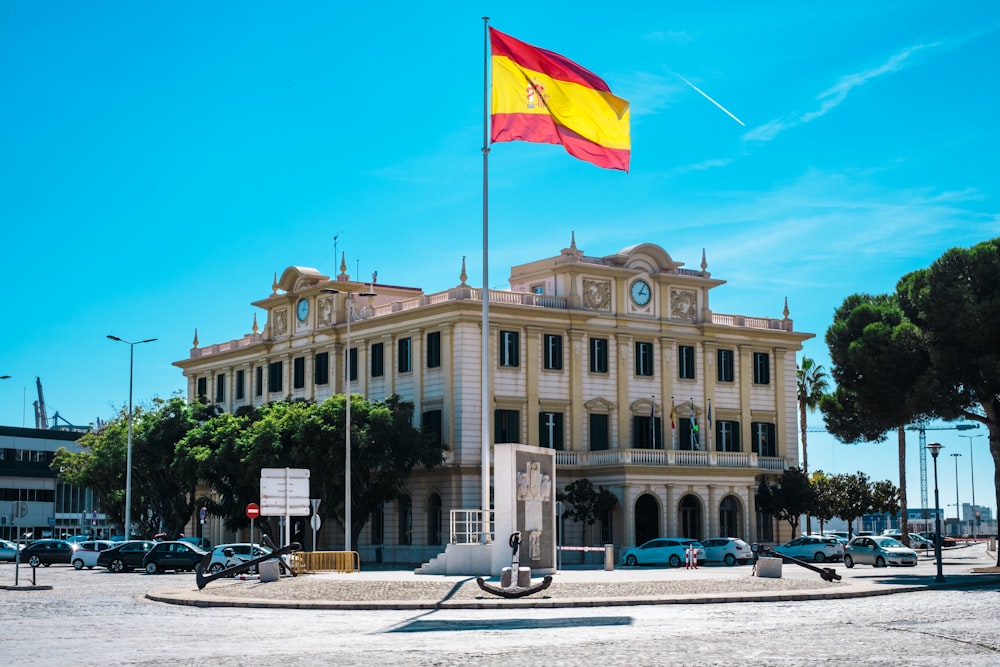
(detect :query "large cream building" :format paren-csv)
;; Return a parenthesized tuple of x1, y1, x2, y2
(175, 237, 813, 563)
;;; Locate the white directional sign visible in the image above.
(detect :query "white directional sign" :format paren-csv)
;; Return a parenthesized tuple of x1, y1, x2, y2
(260, 468, 311, 516)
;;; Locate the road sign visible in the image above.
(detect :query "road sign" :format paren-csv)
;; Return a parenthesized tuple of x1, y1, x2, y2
(310, 514, 321, 531)
(260, 468, 311, 516)
(48, 517, 55, 526)
(246, 503, 260, 520)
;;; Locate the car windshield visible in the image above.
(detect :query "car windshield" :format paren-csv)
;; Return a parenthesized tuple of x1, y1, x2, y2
(873, 537, 904, 548)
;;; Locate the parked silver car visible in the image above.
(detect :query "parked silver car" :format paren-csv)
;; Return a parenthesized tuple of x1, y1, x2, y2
(772, 535, 843, 563)
(71, 540, 119, 570)
(700, 537, 753, 566)
(844, 535, 918, 568)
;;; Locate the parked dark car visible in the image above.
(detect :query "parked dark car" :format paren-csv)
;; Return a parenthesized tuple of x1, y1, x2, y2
(142, 540, 208, 574)
(97, 540, 158, 573)
(19, 539, 78, 567)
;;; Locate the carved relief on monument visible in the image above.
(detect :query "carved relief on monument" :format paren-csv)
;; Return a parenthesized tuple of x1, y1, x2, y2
(318, 296, 334, 327)
(582, 279, 612, 311)
(517, 460, 552, 561)
(273, 309, 289, 336)
(670, 288, 697, 321)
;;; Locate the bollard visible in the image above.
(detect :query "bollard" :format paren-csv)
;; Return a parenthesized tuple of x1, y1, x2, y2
(685, 546, 698, 569)
(604, 544, 615, 571)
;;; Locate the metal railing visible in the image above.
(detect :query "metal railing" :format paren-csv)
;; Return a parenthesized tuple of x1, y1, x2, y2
(288, 550, 360, 574)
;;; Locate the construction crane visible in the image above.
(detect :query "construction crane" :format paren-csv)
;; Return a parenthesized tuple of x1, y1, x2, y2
(907, 422, 979, 513)
(33, 376, 48, 430)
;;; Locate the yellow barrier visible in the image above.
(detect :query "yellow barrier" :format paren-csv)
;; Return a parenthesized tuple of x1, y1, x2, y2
(289, 551, 360, 574)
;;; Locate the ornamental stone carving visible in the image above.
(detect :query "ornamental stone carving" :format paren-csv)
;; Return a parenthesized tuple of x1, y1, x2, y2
(583, 279, 611, 311)
(318, 296, 334, 326)
(273, 309, 288, 336)
(670, 288, 697, 321)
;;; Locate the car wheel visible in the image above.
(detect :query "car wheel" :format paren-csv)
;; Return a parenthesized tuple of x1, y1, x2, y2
(844, 555, 854, 568)
(668, 554, 681, 568)
(72, 559, 84, 570)
(209, 563, 225, 575)
(28, 555, 41, 568)
(724, 554, 737, 566)
(875, 556, 886, 568)
(145, 562, 158, 574)
(625, 555, 638, 566)
(110, 558, 125, 573)
(814, 552, 826, 563)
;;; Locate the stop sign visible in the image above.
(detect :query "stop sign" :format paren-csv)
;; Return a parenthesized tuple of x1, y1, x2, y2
(246, 502, 260, 520)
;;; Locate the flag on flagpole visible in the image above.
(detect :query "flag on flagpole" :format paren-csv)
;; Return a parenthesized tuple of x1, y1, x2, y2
(489, 28, 631, 171)
(707, 399, 712, 429)
(689, 398, 699, 450)
(670, 397, 676, 429)
(649, 396, 656, 448)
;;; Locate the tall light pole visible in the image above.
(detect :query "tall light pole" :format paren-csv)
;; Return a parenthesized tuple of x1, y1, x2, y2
(107, 335, 157, 540)
(950, 452, 962, 530)
(927, 442, 945, 583)
(321, 288, 374, 553)
(961, 434, 982, 537)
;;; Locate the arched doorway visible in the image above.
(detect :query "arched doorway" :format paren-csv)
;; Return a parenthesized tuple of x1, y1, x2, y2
(633, 494, 659, 545)
(718, 494, 742, 538)
(679, 494, 702, 540)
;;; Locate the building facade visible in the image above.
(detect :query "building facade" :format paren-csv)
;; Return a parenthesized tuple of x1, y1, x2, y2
(174, 239, 813, 563)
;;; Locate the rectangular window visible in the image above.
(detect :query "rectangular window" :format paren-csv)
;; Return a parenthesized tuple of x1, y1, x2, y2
(196, 377, 207, 401)
(633, 415, 662, 448)
(268, 361, 283, 393)
(499, 330, 519, 367)
(293, 357, 306, 389)
(422, 409, 443, 446)
(635, 341, 654, 377)
(751, 422, 777, 457)
(371, 342, 384, 377)
(717, 349, 734, 382)
(754, 352, 771, 384)
(538, 412, 564, 450)
(679, 345, 696, 379)
(590, 337, 609, 373)
(215, 374, 225, 403)
(398, 337, 411, 373)
(426, 331, 441, 369)
(543, 334, 563, 370)
(716, 420, 741, 452)
(493, 409, 520, 444)
(349, 348, 358, 382)
(589, 413, 610, 451)
(255, 367, 263, 397)
(314, 352, 329, 386)
(236, 370, 245, 400)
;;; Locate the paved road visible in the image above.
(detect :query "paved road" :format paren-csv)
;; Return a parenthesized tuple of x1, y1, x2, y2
(2, 546, 998, 665)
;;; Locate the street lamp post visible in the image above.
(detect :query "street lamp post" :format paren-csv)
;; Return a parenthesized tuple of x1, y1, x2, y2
(320, 288, 375, 553)
(961, 434, 982, 537)
(107, 335, 157, 540)
(927, 442, 945, 583)
(950, 452, 962, 533)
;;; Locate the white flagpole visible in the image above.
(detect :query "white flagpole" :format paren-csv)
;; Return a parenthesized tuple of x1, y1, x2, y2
(480, 16, 492, 543)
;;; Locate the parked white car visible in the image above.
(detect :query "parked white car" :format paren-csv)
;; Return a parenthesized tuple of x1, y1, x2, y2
(204, 543, 273, 575)
(772, 536, 844, 563)
(0, 538, 24, 562)
(700, 537, 753, 566)
(71, 540, 119, 570)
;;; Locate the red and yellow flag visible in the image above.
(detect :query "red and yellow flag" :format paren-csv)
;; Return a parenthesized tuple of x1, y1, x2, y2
(490, 28, 630, 171)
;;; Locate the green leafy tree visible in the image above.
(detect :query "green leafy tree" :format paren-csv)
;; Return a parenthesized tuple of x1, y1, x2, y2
(828, 472, 872, 538)
(821, 293, 933, 546)
(809, 471, 837, 535)
(557, 478, 618, 549)
(896, 238, 1000, 564)
(755, 467, 813, 538)
(797, 357, 829, 534)
(53, 412, 131, 530)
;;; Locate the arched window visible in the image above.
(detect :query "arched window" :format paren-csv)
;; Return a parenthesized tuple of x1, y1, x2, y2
(427, 493, 442, 545)
(398, 495, 412, 545)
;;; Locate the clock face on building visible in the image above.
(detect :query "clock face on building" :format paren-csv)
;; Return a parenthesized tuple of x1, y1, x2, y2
(630, 279, 651, 307)
(296, 298, 309, 321)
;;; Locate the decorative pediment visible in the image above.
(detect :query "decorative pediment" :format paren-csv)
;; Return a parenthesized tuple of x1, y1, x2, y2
(606, 243, 682, 274)
(584, 397, 615, 413)
(276, 266, 329, 293)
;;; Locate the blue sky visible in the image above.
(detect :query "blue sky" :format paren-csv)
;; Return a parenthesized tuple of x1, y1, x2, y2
(2, 2, 998, 517)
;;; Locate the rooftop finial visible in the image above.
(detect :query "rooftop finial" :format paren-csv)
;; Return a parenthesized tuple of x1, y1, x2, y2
(570, 231, 577, 251)
(783, 296, 790, 320)
(192, 328, 199, 348)
(271, 272, 278, 295)
(337, 251, 349, 281)
(252, 312, 259, 334)
(701, 248, 708, 273)
(460, 256, 468, 285)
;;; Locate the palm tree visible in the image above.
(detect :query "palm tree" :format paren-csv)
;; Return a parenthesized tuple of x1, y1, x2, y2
(797, 357, 829, 535)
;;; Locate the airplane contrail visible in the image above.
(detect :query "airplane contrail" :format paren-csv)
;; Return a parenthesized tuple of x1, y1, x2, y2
(677, 73, 745, 126)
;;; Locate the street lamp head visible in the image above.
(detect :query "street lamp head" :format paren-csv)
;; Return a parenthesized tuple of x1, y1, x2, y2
(0, 375, 10, 380)
(950, 452, 962, 458)
(927, 441, 943, 458)
(107, 335, 123, 342)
